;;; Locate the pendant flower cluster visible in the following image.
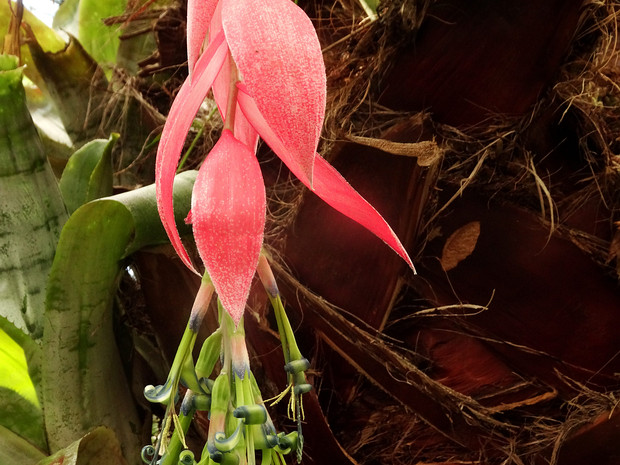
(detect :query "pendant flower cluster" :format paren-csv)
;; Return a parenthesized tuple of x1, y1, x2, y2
(156, 0, 414, 326)
(147, 0, 415, 463)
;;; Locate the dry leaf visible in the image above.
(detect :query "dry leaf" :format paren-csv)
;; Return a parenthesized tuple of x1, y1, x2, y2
(441, 221, 481, 271)
(347, 134, 443, 166)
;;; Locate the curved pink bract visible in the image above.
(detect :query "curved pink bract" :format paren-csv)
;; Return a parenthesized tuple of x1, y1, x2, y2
(187, 0, 219, 76)
(192, 131, 266, 324)
(155, 31, 227, 274)
(237, 88, 415, 272)
(222, 0, 325, 185)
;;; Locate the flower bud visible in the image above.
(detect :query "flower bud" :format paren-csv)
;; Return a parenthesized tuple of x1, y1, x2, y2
(191, 393, 211, 411)
(284, 358, 310, 374)
(293, 384, 312, 396)
(233, 404, 268, 424)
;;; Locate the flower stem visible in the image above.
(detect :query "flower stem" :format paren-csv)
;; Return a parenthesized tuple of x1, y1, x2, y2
(160, 391, 197, 465)
(143, 277, 214, 462)
(223, 53, 240, 133)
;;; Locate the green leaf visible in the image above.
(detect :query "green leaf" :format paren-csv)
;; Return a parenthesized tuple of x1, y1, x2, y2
(0, 54, 68, 340)
(52, 0, 79, 37)
(37, 426, 127, 465)
(53, 0, 127, 68)
(59, 134, 118, 213)
(0, 387, 46, 452)
(0, 2, 66, 91)
(0, 326, 38, 407)
(0, 315, 43, 420)
(0, 425, 46, 465)
(0, 319, 45, 451)
(27, 37, 108, 146)
(43, 171, 196, 463)
(78, 0, 127, 68)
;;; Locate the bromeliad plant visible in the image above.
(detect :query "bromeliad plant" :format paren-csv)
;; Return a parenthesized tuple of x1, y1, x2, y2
(144, 0, 415, 463)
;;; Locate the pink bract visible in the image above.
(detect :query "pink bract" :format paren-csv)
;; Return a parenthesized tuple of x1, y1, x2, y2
(192, 130, 266, 324)
(155, 31, 228, 273)
(222, 0, 325, 185)
(237, 87, 415, 271)
(186, 0, 218, 75)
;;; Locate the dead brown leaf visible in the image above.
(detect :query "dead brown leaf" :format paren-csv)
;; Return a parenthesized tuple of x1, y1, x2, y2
(441, 221, 481, 272)
(347, 134, 443, 167)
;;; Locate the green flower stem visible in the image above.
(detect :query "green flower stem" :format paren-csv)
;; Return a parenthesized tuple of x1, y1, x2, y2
(160, 391, 198, 465)
(256, 255, 304, 364)
(241, 372, 256, 465)
(177, 124, 204, 173)
(257, 254, 310, 392)
(144, 277, 215, 462)
(256, 254, 309, 463)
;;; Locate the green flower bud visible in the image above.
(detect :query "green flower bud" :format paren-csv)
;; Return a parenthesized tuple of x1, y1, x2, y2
(284, 358, 310, 374)
(233, 404, 268, 425)
(293, 384, 312, 396)
(191, 393, 211, 411)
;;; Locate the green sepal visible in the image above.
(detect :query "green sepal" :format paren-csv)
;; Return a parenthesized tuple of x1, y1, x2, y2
(210, 372, 231, 415)
(143, 379, 176, 406)
(274, 432, 299, 455)
(191, 393, 211, 411)
(180, 349, 206, 394)
(179, 449, 195, 465)
(214, 421, 242, 453)
(284, 359, 310, 375)
(195, 328, 222, 380)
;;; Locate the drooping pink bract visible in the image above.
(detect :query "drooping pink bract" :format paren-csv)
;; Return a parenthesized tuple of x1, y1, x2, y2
(191, 130, 266, 324)
(155, 31, 227, 273)
(222, 0, 325, 184)
(186, 0, 218, 76)
(236, 87, 415, 271)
